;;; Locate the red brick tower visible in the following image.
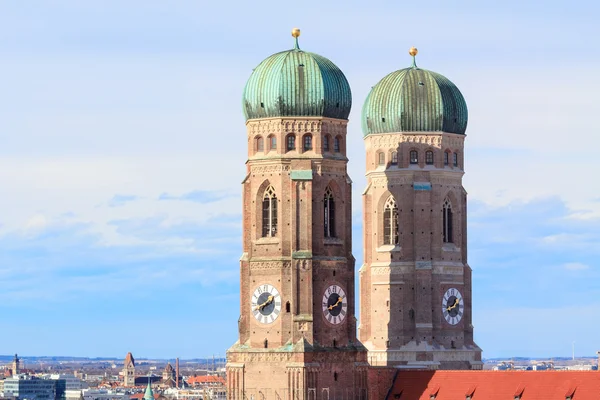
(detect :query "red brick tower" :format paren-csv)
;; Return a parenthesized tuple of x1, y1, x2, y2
(226, 29, 368, 399)
(359, 48, 482, 370)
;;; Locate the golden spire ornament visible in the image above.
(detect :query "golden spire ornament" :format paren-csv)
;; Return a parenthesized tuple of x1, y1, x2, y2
(292, 27, 301, 49)
(409, 46, 418, 68)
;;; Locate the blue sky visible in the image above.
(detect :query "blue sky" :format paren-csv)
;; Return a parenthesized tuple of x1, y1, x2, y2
(0, 1, 599, 360)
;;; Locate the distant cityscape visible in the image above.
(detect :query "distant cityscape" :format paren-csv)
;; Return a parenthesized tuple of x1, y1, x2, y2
(0, 353, 227, 400)
(1, 352, 598, 399)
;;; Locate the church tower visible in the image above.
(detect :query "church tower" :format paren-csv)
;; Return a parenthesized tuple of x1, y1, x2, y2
(123, 352, 135, 386)
(227, 29, 368, 399)
(11, 354, 19, 376)
(358, 48, 482, 369)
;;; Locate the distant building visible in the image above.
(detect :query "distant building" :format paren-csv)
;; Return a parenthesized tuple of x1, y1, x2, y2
(49, 374, 86, 391)
(11, 355, 20, 376)
(122, 354, 135, 387)
(3, 374, 56, 400)
(79, 389, 129, 400)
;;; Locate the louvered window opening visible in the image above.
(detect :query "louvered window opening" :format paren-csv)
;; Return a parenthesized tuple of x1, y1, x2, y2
(443, 199, 453, 243)
(384, 196, 399, 245)
(262, 186, 278, 237)
(324, 187, 336, 238)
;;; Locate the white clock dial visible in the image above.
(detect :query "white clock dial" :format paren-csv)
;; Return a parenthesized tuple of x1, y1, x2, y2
(322, 284, 347, 325)
(251, 284, 281, 324)
(442, 287, 464, 325)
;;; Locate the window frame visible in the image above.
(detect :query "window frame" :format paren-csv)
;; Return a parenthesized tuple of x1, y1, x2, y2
(409, 150, 419, 164)
(334, 136, 341, 153)
(391, 151, 398, 165)
(269, 135, 277, 151)
(425, 150, 434, 165)
(303, 134, 313, 151)
(256, 136, 264, 152)
(286, 134, 296, 152)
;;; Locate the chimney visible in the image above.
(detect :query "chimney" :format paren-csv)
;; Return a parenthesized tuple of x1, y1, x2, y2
(176, 358, 179, 388)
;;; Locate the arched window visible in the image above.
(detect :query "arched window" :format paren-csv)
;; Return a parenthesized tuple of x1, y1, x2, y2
(256, 136, 264, 152)
(442, 198, 453, 243)
(324, 187, 335, 238)
(383, 196, 399, 245)
(410, 150, 418, 164)
(391, 151, 398, 165)
(453, 152, 459, 167)
(444, 151, 450, 166)
(262, 186, 278, 237)
(323, 135, 330, 152)
(269, 135, 277, 151)
(334, 136, 341, 153)
(426, 150, 434, 165)
(303, 134, 312, 151)
(286, 134, 295, 151)
(378, 152, 385, 166)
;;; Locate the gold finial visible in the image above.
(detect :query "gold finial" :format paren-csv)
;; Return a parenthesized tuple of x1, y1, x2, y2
(409, 47, 418, 56)
(292, 28, 301, 38)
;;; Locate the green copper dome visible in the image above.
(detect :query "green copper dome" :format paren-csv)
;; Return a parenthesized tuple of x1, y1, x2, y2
(243, 36, 351, 121)
(362, 55, 467, 136)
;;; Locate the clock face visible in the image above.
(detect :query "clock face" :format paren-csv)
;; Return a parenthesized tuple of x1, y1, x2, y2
(442, 287, 464, 325)
(251, 284, 281, 324)
(322, 284, 347, 325)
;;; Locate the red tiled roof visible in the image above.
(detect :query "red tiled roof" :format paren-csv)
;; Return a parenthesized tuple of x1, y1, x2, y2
(124, 352, 135, 367)
(386, 370, 600, 400)
(187, 376, 226, 385)
(130, 393, 160, 399)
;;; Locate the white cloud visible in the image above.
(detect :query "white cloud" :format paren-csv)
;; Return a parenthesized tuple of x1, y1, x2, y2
(563, 262, 590, 271)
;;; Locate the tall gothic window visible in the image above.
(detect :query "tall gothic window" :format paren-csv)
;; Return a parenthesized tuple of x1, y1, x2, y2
(334, 136, 341, 153)
(426, 150, 434, 165)
(256, 136, 264, 152)
(391, 151, 398, 165)
(442, 198, 453, 243)
(410, 150, 418, 164)
(269, 135, 277, 151)
(378, 152, 385, 166)
(444, 151, 450, 166)
(323, 135, 330, 152)
(324, 187, 335, 238)
(383, 196, 399, 245)
(262, 186, 278, 237)
(303, 134, 312, 151)
(453, 152, 459, 167)
(286, 134, 295, 151)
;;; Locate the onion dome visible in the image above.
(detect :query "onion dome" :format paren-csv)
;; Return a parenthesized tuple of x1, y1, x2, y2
(362, 47, 468, 136)
(243, 28, 352, 121)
